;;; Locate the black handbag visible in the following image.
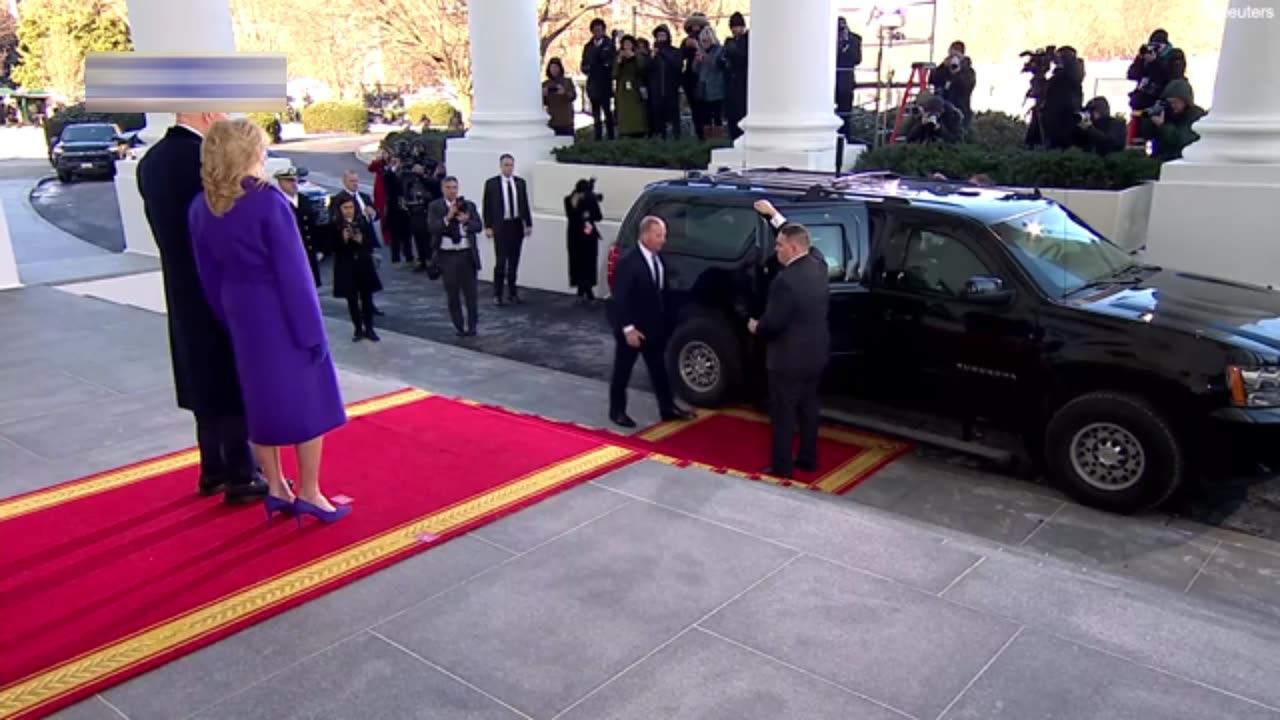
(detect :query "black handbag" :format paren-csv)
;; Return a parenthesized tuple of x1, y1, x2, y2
(425, 257, 442, 280)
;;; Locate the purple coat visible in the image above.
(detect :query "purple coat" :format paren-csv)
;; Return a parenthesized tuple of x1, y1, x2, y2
(188, 180, 346, 446)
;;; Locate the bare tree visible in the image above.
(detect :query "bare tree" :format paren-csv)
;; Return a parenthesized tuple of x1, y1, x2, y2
(631, 0, 733, 26)
(538, 0, 612, 56)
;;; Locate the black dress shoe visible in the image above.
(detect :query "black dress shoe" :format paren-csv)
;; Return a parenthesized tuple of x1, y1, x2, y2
(223, 476, 269, 505)
(454, 327, 467, 337)
(795, 459, 817, 473)
(761, 466, 793, 479)
(197, 474, 227, 497)
(372, 307, 385, 316)
(495, 296, 505, 306)
(366, 329, 381, 342)
(611, 412, 637, 428)
(660, 407, 695, 422)
(465, 328, 478, 337)
(352, 331, 364, 342)
(509, 294, 523, 305)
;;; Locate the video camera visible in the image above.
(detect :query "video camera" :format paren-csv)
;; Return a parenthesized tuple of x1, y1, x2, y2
(576, 177, 604, 202)
(1019, 46, 1055, 76)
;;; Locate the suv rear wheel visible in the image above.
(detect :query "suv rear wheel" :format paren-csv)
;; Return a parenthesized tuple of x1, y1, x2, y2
(1043, 391, 1184, 514)
(666, 316, 743, 407)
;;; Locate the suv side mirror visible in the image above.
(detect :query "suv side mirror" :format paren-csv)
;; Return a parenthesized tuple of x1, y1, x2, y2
(963, 275, 1012, 304)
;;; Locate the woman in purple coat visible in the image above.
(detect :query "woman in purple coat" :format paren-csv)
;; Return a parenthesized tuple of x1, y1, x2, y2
(188, 118, 351, 526)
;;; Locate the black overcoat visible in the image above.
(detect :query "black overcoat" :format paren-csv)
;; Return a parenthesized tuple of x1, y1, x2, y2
(137, 126, 245, 416)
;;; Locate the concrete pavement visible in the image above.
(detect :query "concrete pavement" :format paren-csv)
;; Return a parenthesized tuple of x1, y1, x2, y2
(5, 280, 1280, 719)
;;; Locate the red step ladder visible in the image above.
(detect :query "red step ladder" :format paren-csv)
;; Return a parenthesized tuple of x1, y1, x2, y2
(890, 61, 934, 144)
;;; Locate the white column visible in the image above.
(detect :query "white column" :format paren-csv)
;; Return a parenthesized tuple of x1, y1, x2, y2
(712, 0, 843, 171)
(115, 0, 238, 257)
(1145, 0, 1280, 287)
(448, 0, 567, 294)
(0, 201, 21, 290)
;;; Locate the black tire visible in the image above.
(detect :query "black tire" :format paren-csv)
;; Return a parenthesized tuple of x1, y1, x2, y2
(1043, 391, 1184, 514)
(665, 315, 743, 408)
(57, 171, 72, 183)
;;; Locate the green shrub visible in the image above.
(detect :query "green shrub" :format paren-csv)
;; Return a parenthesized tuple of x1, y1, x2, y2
(246, 112, 283, 144)
(300, 101, 368, 134)
(853, 142, 1160, 190)
(553, 137, 731, 170)
(379, 129, 464, 164)
(403, 100, 455, 128)
(970, 110, 1028, 148)
(44, 103, 145, 149)
(844, 107, 895, 146)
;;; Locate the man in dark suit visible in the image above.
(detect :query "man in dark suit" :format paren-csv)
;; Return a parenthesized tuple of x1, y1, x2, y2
(482, 153, 532, 306)
(137, 113, 266, 503)
(428, 176, 483, 336)
(749, 200, 831, 478)
(608, 216, 694, 428)
(274, 167, 321, 286)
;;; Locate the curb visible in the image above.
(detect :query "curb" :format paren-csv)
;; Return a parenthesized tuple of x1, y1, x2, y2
(354, 141, 380, 165)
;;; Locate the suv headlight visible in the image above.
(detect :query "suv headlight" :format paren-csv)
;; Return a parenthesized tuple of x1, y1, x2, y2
(1228, 366, 1280, 407)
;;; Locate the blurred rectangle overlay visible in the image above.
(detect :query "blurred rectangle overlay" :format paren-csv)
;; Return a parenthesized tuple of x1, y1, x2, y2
(84, 53, 287, 113)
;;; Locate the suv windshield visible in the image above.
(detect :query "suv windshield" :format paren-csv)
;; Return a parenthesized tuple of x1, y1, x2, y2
(61, 125, 116, 143)
(991, 204, 1135, 297)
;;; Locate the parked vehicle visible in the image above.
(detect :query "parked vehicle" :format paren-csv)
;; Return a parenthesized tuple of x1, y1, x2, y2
(49, 122, 131, 183)
(606, 169, 1280, 514)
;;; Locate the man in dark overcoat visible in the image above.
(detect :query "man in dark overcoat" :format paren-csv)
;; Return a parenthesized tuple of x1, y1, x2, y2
(137, 112, 267, 504)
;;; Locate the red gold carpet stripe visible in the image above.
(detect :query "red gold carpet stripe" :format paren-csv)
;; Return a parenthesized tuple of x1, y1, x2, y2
(0, 389, 430, 523)
(0, 444, 632, 719)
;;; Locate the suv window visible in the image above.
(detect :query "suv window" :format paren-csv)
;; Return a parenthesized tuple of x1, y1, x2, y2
(646, 201, 756, 260)
(806, 225, 848, 281)
(899, 227, 991, 298)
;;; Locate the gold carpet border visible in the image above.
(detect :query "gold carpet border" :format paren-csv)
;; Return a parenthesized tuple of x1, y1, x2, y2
(0, 443, 634, 719)
(0, 389, 430, 523)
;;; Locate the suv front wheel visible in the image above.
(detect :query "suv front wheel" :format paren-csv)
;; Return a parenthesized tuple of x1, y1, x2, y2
(665, 316, 743, 408)
(1043, 391, 1185, 514)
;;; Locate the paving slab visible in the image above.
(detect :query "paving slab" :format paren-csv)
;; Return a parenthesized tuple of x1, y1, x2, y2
(1187, 541, 1280, 622)
(374, 502, 797, 719)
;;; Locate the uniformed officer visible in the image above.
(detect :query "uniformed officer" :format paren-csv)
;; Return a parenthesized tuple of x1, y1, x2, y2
(274, 166, 321, 286)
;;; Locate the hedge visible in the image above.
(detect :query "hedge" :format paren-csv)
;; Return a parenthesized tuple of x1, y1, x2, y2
(403, 100, 455, 127)
(300, 101, 368, 134)
(553, 137, 731, 170)
(44, 103, 145, 149)
(379, 129, 464, 164)
(853, 142, 1161, 190)
(246, 112, 283, 144)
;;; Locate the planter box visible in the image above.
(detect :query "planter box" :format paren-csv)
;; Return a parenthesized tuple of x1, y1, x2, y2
(1040, 183, 1153, 252)
(478, 211, 620, 295)
(532, 160, 684, 221)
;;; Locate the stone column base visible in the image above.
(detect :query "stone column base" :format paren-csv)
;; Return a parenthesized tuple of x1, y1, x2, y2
(0, 197, 21, 289)
(1144, 160, 1280, 288)
(708, 141, 866, 174)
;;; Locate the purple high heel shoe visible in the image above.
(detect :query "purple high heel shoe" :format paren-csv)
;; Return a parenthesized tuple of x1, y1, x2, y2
(293, 498, 352, 526)
(264, 494, 297, 525)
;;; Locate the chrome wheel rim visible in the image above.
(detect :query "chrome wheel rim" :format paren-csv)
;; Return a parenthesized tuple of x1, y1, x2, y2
(1069, 422, 1146, 492)
(678, 341, 721, 393)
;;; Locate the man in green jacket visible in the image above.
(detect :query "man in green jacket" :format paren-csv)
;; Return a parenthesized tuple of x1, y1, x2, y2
(1151, 78, 1206, 161)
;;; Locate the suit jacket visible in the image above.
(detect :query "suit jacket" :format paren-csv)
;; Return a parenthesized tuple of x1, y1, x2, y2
(609, 246, 670, 339)
(427, 197, 483, 270)
(291, 194, 317, 251)
(482, 175, 532, 230)
(581, 36, 617, 99)
(136, 125, 244, 416)
(756, 250, 831, 377)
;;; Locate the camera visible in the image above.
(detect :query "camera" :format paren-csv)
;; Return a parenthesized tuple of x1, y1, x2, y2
(576, 177, 604, 202)
(923, 113, 939, 125)
(1019, 46, 1055, 76)
(948, 56, 961, 72)
(1079, 111, 1091, 123)
(1142, 99, 1167, 116)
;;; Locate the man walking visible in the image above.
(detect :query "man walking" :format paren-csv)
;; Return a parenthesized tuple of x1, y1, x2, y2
(748, 200, 830, 478)
(607, 216, 694, 428)
(137, 112, 267, 503)
(428, 176, 483, 336)
(482, 153, 532, 305)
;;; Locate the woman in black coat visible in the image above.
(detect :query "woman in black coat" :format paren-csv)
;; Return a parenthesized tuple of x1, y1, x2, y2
(565, 179, 603, 302)
(329, 191, 383, 341)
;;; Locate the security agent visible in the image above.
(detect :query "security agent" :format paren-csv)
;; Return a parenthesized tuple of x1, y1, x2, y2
(748, 199, 831, 478)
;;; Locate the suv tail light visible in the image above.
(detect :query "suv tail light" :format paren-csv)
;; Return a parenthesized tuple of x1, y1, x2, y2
(606, 243, 621, 291)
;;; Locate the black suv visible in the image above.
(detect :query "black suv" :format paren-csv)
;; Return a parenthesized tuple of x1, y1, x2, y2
(49, 122, 129, 183)
(607, 169, 1280, 514)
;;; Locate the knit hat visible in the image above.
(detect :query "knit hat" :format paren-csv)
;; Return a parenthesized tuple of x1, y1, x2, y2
(1161, 78, 1194, 104)
(729, 12, 745, 28)
(1149, 29, 1169, 45)
(654, 24, 671, 39)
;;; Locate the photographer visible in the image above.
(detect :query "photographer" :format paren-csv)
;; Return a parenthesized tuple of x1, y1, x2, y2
(929, 41, 976, 132)
(401, 161, 439, 272)
(681, 13, 711, 139)
(565, 178, 604, 303)
(1072, 97, 1125, 156)
(905, 95, 963, 144)
(1149, 78, 1204, 161)
(1036, 46, 1085, 150)
(647, 25, 684, 139)
(834, 17, 862, 134)
(1127, 29, 1187, 140)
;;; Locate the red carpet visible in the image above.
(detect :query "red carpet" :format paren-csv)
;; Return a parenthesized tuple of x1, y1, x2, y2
(0, 389, 637, 720)
(462, 402, 913, 495)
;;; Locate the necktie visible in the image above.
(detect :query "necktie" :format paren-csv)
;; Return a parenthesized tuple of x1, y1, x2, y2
(505, 178, 515, 220)
(650, 254, 662, 289)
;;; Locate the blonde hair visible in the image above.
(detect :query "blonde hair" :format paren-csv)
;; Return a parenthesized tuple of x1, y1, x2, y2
(699, 26, 720, 47)
(200, 118, 269, 216)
